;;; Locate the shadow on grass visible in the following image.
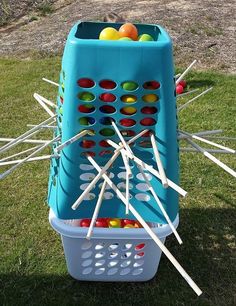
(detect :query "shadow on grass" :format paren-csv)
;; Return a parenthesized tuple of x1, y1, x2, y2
(0, 208, 235, 306)
(187, 79, 215, 88)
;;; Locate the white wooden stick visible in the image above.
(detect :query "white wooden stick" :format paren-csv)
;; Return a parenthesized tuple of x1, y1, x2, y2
(150, 133, 168, 188)
(178, 87, 213, 112)
(42, 78, 59, 87)
(54, 130, 93, 153)
(88, 156, 202, 296)
(176, 60, 197, 85)
(0, 137, 53, 145)
(178, 129, 223, 140)
(0, 115, 56, 154)
(121, 150, 131, 214)
(86, 179, 107, 240)
(175, 73, 181, 79)
(127, 129, 149, 145)
(203, 135, 236, 141)
(137, 165, 182, 244)
(35, 93, 57, 109)
(180, 130, 235, 154)
(0, 135, 60, 179)
(27, 124, 57, 129)
(180, 147, 235, 154)
(107, 140, 187, 197)
(0, 122, 55, 155)
(186, 138, 236, 178)
(111, 120, 133, 155)
(0, 145, 40, 162)
(34, 93, 55, 117)
(71, 150, 121, 210)
(0, 155, 58, 166)
(177, 88, 199, 98)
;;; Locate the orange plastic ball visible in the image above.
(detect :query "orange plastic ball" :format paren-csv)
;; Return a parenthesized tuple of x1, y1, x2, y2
(119, 23, 138, 41)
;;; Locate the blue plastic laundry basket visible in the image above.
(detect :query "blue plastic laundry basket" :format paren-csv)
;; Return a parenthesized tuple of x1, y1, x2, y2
(47, 21, 179, 224)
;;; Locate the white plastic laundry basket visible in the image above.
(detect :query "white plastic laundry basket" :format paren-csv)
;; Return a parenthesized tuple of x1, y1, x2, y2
(49, 209, 179, 282)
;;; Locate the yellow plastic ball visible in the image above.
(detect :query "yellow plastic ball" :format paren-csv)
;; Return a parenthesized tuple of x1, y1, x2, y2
(142, 94, 158, 103)
(124, 224, 135, 228)
(99, 27, 120, 40)
(121, 95, 137, 103)
(108, 218, 121, 228)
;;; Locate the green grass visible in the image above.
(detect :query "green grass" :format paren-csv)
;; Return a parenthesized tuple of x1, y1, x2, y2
(0, 58, 235, 306)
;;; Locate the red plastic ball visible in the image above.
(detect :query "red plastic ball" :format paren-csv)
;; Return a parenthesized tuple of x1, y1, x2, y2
(178, 80, 187, 88)
(176, 84, 184, 94)
(77, 78, 95, 88)
(95, 218, 108, 228)
(80, 219, 91, 227)
(100, 93, 116, 102)
(100, 80, 116, 89)
(120, 118, 136, 127)
(140, 118, 156, 126)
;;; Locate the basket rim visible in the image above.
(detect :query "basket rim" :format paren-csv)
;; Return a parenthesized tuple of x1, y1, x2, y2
(49, 209, 179, 240)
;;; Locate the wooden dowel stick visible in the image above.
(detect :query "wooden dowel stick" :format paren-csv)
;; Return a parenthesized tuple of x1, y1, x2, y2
(27, 124, 57, 129)
(180, 147, 235, 154)
(0, 155, 58, 166)
(54, 130, 92, 153)
(34, 93, 55, 117)
(86, 179, 107, 240)
(178, 87, 213, 112)
(186, 138, 236, 178)
(0, 115, 56, 154)
(178, 129, 223, 140)
(87, 156, 202, 296)
(180, 130, 235, 154)
(121, 150, 131, 214)
(0, 135, 60, 179)
(111, 121, 133, 155)
(127, 129, 149, 145)
(150, 133, 168, 188)
(137, 165, 182, 244)
(42, 78, 59, 87)
(176, 60, 197, 85)
(71, 150, 121, 210)
(107, 140, 187, 197)
(0, 137, 54, 145)
(35, 93, 57, 109)
(0, 145, 40, 162)
(177, 88, 199, 98)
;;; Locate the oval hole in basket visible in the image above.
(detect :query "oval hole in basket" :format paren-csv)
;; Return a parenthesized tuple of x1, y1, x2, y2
(99, 140, 111, 147)
(107, 268, 118, 275)
(82, 259, 93, 267)
(95, 259, 105, 267)
(134, 252, 145, 259)
(81, 250, 93, 259)
(135, 193, 151, 202)
(95, 267, 105, 275)
(136, 173, 152, 181)
(99, 105, 116, 114)
(99, 93, 116, 102)
(108, 243, 119, 251)
(121, 95, 137, 103)
(141, 106, 157, 115)
(142, 94, 159, 103)
(84, 193, 96, 201)
(121, 81, 138, 91)
(99, 80, 117, 90)
(143, 81, 160, 90)
(99, 150, 114, 158)
(77, 78, 95, 88)
(95, 243, 106, 250)
(139, 140, 152, 148)
(80, 183, 95, 191)
(78, 104, 95, 113)
(120, 106, 137, 116)
(108, 252, 118, 259)
(140, 118, 157, 126)
(78, 92, 95, 102)
(133, 260, 144, 268)
(78, 116, 96, 126)
(103, 192, 114, 200)
(80, 140, 96, 149)
(120, 118, 136, 127)
(121, 252, 132, 259)
(120, 260, 131, 268)
(98, 182, 111, 190)
(108, 260, 119, 268)
(99, 128, 115, 137)
(132, 268, 144, 275)
(120, 130, 136, 137)
(99, 117, 114, 125)
(117, 182, 133, 191)
(80, 164, 94, 171)
(120, 268, 131, 275)
(82, 267, 93, 275)
(122, 243, 133, 251)
(95, 252, 106, 259)
(81, 241, 93, 250)
(135, 243, 145, 251)
(80, 173, 95, 181)
(136, 183, 149, 192)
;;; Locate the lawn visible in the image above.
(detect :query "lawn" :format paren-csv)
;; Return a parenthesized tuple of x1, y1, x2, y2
(0, 57, 235, 306)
